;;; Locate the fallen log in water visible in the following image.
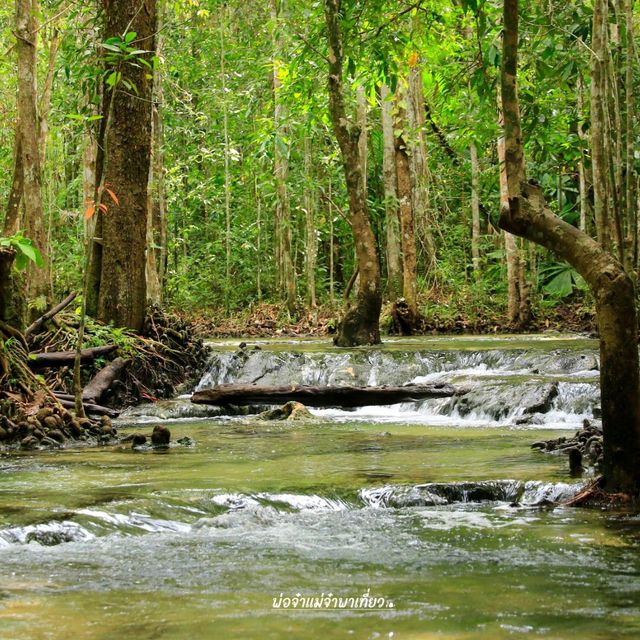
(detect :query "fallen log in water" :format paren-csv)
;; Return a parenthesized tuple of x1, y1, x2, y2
(191, 383, 461, 408)
(28, 344, 118, 370)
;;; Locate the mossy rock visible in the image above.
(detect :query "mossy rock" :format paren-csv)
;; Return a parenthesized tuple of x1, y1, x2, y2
(258, 401, 316, 422)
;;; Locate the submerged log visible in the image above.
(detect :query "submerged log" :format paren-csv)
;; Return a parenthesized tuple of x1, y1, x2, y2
(192, 383, 460, 408)
(28, 345, 117, 370)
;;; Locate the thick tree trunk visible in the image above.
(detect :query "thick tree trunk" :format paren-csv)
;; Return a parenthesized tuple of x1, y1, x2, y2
(16, 0, 48, 305)
(0, 248, 25, 331)
(4, 131, 23, 236)
(394, 90, 418, 325)
(500, 0, 640, 495)
(325, 0, 381, 346)
(97, 0, 156, 332)
(623, 0, 636, 269)
(380, 83, 403, 299)
(192, 382, 459, 408)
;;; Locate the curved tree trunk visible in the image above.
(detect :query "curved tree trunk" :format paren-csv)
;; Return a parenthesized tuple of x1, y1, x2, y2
(96, 0, 157, 332)
(325, 0, 381, 346)
(500, 0, 640, 495)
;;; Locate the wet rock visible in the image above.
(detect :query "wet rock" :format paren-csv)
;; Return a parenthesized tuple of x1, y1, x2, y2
(151, 425, 171, 446)
(36, 407, 54, 423)
(42, 416, 58, 431)
(16, 422, 33, 438)
(20, 435, 39, 449)
(47, 429, 65, 444)
(258, 401, 315, 422)
(40, 436, 61, 448)
(69, 420, 84, 438)
(452, 381, 559, 421)
(176, 436, 196, 447)
(131, 433, 147, 447)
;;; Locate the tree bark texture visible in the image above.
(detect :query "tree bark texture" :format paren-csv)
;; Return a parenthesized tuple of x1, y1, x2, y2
(380, 83, 403, 299)
(97, 0, 156, 332)
(590, 0, 610, 251)
(470, 142, 481, 278)
(15, 0, 48, 304)
(146, 1, 166, 305)
(303, 133, 318, 308)
(500, 0, 640, 494)
(407, 63, 435, 273)
(394, 90, 418, 323)
(325, 0, 381, 346)
(271, 0, 296, 316)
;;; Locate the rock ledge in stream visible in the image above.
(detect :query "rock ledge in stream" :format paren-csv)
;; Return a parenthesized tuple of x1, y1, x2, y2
(360, 480, 583, 508)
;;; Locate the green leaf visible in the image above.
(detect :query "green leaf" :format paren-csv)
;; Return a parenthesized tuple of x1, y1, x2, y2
(124, 31, 137, 44)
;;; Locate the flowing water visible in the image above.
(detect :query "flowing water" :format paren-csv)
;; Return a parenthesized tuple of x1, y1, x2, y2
(1, 335, 639, 639)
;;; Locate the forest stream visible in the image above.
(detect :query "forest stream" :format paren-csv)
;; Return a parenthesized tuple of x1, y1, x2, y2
(1, 335, 639, 639)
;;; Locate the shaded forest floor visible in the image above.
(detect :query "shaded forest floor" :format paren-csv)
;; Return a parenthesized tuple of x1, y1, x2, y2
(182, 298, 596, 339)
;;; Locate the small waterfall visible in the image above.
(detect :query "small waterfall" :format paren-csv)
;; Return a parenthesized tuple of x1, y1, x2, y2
(120, 341, 601, 427)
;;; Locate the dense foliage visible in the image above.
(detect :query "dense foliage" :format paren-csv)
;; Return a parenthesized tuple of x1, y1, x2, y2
(0, 0, 637, 324)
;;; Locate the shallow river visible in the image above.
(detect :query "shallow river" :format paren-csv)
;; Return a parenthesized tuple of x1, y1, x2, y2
(1, 335, 639, 639)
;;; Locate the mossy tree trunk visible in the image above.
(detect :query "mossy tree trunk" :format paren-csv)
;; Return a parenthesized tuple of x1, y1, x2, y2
(500, 0, 640, 495)
(325, 0, 381, 346)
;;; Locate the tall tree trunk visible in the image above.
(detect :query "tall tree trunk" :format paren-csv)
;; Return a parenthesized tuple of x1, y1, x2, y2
(380, 83, 402, 299)
(591, 0, 610, 251)
(97, 0, 156, 331)
(220, 5, 234, 311)
(16, 0, 48, 306)
(407, 62, 435, 274)
(576, 74, 591, 234)
(303, 133, 317, 308)
(271, 0, 296, 317)
(325, 0, 381, 346)
(146, 1, 166, 305)
(470, 142, 481, 279)
(623, 0, 636, 270)
(497, 105, 530, 326)
(394, 88, 418, 325)
(623, 0, 637, 268)
(500, 0, 640, 495)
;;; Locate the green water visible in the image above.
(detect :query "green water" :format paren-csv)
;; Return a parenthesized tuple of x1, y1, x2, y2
(0, 336, 639, 639)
